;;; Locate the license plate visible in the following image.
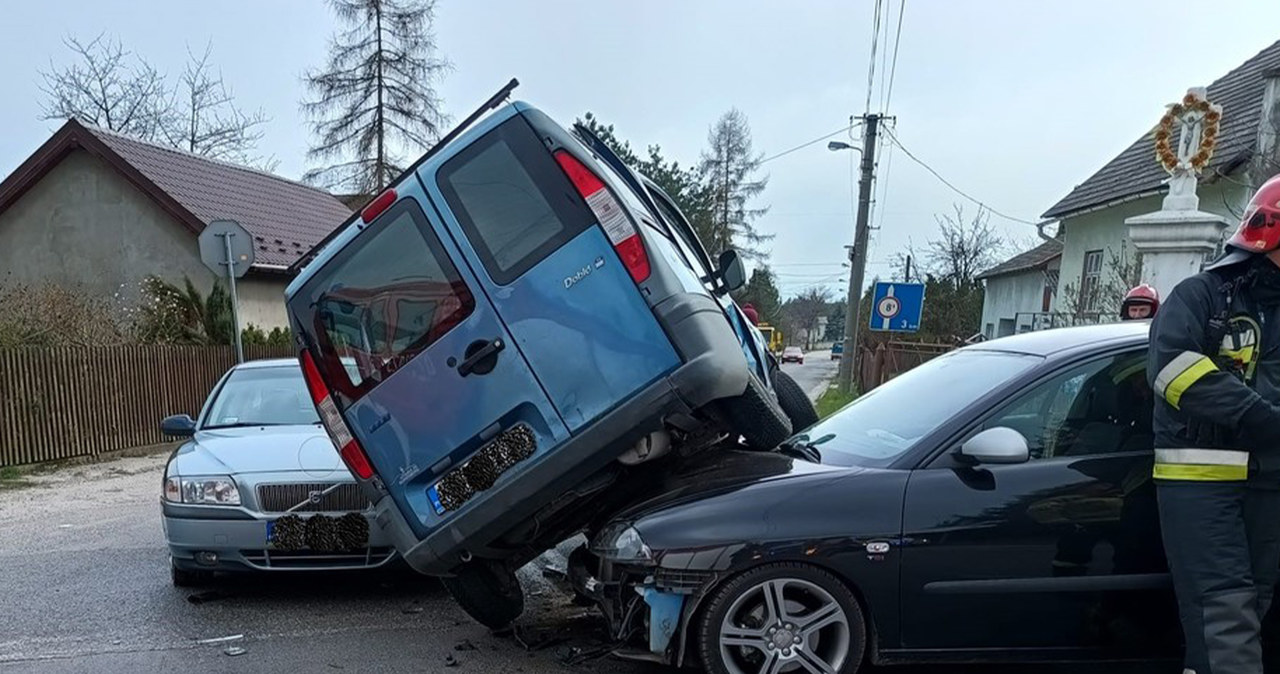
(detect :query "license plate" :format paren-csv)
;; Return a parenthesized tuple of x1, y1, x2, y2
(265, 520, 275, 544)
(266, 513, 369, 552)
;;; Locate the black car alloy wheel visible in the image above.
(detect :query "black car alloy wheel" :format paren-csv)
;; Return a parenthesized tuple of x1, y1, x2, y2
(698, 562, 866, 674)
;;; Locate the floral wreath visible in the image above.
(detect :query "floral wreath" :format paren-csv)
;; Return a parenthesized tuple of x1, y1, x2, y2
(1155, 90, 1223, 173)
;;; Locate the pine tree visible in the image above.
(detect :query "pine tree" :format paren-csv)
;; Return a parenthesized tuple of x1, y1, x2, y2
(735, 266, 783, 326)
(303, 0, 451, 194)
(698, 109, 771, 260)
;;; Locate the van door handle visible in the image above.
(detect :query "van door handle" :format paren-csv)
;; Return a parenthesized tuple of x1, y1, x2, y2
(457, 338, 505, 376)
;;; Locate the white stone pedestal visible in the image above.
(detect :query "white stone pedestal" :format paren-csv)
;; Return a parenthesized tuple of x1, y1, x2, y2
(1126, 208, 1229, 300)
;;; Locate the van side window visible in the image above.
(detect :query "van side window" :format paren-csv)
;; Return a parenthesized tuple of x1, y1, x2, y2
(438, 118, 594, 285)
(301, 199, 476, 398)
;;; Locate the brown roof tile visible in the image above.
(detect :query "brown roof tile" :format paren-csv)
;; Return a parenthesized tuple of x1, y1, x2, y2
(977, 239, 1063, 280)
(83, 126, 353, 268)
(1043, 40, 1280, 219)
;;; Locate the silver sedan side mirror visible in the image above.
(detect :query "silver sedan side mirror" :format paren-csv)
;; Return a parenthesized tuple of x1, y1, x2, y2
(959, 427, 1029, 465)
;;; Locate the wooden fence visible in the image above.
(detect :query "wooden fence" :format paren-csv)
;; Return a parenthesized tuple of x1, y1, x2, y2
(0, 345, 295, 467)
(858, 340, 954, 393)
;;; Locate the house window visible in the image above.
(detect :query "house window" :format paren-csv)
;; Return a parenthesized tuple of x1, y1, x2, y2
(1079, 250, 1103, 313)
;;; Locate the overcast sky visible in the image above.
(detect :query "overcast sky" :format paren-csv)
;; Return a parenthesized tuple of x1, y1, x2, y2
(3, 1, 1279, 298)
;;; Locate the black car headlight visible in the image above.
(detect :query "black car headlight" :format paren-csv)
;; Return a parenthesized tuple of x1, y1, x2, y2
(591, 523, 654, 564)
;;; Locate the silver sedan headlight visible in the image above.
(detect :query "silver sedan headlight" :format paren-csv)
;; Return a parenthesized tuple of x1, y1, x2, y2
(164, 475, 241, 506)
(591, 523, 653, 564)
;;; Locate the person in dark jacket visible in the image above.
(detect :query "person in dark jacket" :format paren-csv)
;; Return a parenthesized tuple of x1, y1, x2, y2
(1148, 174, 1280, 674)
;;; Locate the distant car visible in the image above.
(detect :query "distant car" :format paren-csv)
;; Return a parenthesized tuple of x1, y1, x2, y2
(159, 359, 397, 587)
(781, 346, 804, 364)
(831, 340, 844, 360)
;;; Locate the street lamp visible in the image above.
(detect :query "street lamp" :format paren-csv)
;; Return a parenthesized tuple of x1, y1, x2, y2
(827, 141, 862, 153)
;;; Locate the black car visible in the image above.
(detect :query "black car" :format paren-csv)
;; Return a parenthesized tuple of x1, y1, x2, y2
(576, 322, 1197, 673)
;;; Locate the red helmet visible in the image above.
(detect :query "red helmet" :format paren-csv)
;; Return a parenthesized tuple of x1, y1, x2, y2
(1120, 283, 1159, 320)
(1226, 173, 1280, 253)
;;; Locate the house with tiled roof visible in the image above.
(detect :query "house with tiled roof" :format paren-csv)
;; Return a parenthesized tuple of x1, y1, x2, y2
(980, 39, 1280, 330)
(0, 119, 353, 329)
(976, 238, 1062, 337)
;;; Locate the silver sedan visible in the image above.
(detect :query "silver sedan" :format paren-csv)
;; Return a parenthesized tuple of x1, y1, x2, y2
(159, 358, 398, 587)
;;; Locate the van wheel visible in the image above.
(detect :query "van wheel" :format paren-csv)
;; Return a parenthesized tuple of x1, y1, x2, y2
(720, 371, 792, 450)
(442, 560, 525, 630)
(773, 370, 819, 432)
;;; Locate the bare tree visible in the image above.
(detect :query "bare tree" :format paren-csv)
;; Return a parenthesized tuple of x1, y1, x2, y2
(782, 286, 834, 350)
(39, 34, 168, 140)
(927, 205, 1006, 286)
(41, 35, 269, 165)
(698, 108, 771, 260)
(163, 43, 270, 166)
(303, 0, 452, 194)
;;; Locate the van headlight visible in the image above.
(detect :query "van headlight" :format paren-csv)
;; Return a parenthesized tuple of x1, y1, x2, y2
(592, 524, 653, 564)
(164, 475, 240, 505)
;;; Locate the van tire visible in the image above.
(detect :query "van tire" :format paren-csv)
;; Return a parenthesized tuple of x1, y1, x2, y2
(773, 370, 819, 432)
(442, 560, 525, 630)
(720, 371, 792, 450)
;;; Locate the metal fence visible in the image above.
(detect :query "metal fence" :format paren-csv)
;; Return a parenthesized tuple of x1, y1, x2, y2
(0, 345, 295, 467)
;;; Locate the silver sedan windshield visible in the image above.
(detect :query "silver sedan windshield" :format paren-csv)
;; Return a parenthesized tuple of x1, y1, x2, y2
(203, 367, 320, 429)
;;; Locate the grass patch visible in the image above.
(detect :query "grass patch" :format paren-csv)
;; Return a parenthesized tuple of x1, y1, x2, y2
(0, 465, 34, 490)
(815, 386, 858, 419)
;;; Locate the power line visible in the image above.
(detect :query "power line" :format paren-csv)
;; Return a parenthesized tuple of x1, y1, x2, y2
(865, 0, 884, 114)
(883, 0, 907, 113)
(881, 126, 1045, 227)
(759, 124, 860, 165)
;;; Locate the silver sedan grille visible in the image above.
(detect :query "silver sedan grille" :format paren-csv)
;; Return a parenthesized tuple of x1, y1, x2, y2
(256, 483, 369, 513)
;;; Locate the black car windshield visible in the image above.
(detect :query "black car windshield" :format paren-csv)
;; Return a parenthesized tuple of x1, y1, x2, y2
(203, 366, 320, 429)
(804, 349, 1041, 468)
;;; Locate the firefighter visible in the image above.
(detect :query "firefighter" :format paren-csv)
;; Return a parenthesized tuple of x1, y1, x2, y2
(1148, 174, 1280, 674)
(1121, 283, 1160, 320)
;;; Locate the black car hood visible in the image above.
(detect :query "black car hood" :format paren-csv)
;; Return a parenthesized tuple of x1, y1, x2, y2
(616, 450, 836, 517)
(609, 449, 906, 556)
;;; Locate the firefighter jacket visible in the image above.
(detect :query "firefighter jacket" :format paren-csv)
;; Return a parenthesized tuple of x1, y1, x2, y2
(1148, 262, 1280, 483)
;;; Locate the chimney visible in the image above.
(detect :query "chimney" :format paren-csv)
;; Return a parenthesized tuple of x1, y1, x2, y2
(1253, 67, 1280, 186)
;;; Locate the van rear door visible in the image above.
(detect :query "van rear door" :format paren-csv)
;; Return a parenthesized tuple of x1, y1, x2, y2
(419, 106, 681, 432)
(289, 179, 569, 536)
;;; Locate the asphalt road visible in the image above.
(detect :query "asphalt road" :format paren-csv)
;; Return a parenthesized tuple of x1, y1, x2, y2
(0, 356, 1168, 673)
(778, 348, 841, 401)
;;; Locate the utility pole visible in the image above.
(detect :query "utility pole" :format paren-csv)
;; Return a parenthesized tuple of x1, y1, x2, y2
(835, 114, 881, 395)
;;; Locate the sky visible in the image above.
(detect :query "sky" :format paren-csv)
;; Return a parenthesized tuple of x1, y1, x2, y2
(3, 0, 1280, 299)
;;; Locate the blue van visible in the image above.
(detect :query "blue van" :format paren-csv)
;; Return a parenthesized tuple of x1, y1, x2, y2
(285, 82, 811, 627)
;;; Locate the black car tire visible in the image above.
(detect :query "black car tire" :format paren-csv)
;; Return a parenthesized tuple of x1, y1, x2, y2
(719, 370, 792, 450)
(170, 562, 212, 588)
(772, 370, 819, 432)
(698, 562, 867, 674)
(441, 560, 525, 630)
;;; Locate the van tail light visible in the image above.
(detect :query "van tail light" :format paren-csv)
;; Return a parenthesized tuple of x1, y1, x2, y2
(553, 150, 651, 282)
(300, 350, 374, 480)
(360, 188, 397, 223)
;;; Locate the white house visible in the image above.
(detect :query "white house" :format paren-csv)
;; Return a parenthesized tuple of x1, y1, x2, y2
(981, 39, 1280, 327)
(977, 238, 1062, 338)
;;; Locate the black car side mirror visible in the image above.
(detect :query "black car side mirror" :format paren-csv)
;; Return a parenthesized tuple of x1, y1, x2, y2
(718, 249, 746, 293)
(161, 414, 197, 438)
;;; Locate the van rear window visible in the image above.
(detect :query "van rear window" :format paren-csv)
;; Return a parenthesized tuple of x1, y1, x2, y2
(296, 198, 475, 399)
(438, 117, 593, 285)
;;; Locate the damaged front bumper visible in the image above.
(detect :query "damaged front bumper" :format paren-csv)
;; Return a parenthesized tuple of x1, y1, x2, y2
(579, 530, 719, 666)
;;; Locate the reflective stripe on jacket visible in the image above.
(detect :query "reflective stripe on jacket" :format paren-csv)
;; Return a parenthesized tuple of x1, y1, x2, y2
(1148, 267, 1279, 482)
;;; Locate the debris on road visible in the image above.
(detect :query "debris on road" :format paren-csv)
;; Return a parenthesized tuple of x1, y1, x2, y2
(444, 654, 459, 667)
(224, 646, 248, 657)
(454, 639, 478, 652)
(197, 633, 244, 645)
